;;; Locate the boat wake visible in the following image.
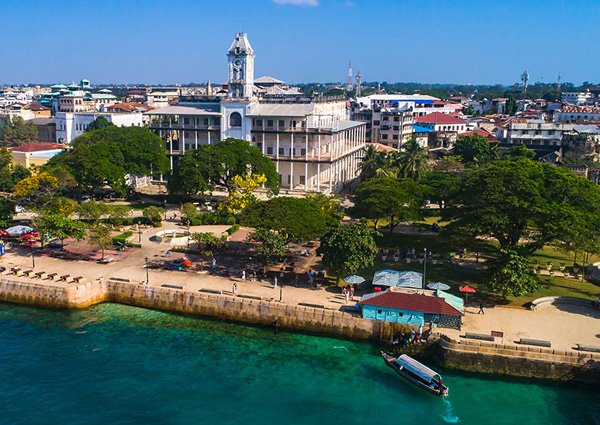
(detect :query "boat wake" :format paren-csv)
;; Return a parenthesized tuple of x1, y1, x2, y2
(333, 346, 349, 351)
(441, 399, 460, 423)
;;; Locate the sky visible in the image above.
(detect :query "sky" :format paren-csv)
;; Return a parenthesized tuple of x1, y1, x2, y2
(2, 0, 599, 86)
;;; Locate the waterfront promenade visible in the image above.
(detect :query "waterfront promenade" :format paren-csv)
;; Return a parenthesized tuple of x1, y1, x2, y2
(1, 222, 599, 352)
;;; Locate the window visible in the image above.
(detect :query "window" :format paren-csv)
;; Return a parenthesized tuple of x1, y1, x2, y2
(382, 134, 388, 140)
(394, 117, 400, 122)
(204, 118, 209, 126)
(184, 118, 189, 125)
(393, 126, 399, 131)
(267, 147, 273, 155)
(374, 120, 380, 125)
(267, 120, 273, 127)
(257, 142, 262, 151)
(212, 118, 219, 125)
(287, 175, 291, 184)
(301, 148, 306, 156)
(279, 120, 285, 128)
(299, 175, 305, 185)
(378, 310, 382, 314)
(291, 120, 297, 129)
(256, 119, 263, 126)
(522, 130, 529, 135)
(393, 135, 399, 140)
(279, 147, 285, 155)
(230, 112, 242, 127)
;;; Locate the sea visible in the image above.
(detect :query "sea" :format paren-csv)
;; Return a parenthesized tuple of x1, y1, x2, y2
(0, 302, 598, 425)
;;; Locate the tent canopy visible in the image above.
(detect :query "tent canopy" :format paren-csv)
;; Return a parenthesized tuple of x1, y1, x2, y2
(344, 275, 365, 284)
(373, 270, 423, 288)
(427, 282, 450, 291)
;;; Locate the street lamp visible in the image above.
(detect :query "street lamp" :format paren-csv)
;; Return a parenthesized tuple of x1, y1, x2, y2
(31, 244, 35, 269)
(423, 248, 427, 289)
(138, 223, 142, 243)
(145, 256, 149, 285)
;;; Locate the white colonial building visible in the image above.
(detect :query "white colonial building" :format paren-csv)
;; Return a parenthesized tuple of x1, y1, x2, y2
(56, 111, 145, 144)
(145, 32, 366, 193)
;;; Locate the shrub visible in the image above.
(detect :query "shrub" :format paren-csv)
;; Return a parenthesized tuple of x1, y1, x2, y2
(226, 216, 236, 225)
(227, 224, 240, 235)
(143, 206, 164, 227)
(112, 231, 133, 246)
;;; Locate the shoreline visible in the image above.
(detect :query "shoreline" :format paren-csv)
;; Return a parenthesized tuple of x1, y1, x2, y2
(1, 276, 599, 386)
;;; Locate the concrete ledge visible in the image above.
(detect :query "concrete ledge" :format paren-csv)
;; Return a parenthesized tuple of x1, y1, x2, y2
(530, 296, 592, 311)
(161, 283, 184, 290)
(298, 302, 326, 309)
(464, 332, 495, 342)
(520, 338, 552, 348)
(109, 276, 131, 283)
(577, 344, 600, 353)
(238, 293, 263, 300)
(199, 288, 223, 295)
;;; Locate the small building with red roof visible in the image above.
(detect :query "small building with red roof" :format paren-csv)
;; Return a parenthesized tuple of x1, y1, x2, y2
(358, 288, 464, 329)
(414, 112, 467, 133)
(8, 143, 65, 168)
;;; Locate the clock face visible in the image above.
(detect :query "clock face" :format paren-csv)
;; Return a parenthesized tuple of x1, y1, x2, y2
(233, 58, 242, 68)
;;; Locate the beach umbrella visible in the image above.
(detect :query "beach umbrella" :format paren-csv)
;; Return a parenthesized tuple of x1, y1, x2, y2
(427, 282, 450, 291)
(459, 285, 476, 304)
(343, 275, 365, 285)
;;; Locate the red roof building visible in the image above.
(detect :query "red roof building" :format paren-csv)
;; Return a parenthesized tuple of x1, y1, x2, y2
(461, 129, 497, 141)
(359, 291, 463, 317)
(414, 112, 467, 133)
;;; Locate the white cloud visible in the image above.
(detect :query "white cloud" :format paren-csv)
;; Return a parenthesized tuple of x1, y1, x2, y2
(272, 0, 319, 6)
(345, 1, 357, 7)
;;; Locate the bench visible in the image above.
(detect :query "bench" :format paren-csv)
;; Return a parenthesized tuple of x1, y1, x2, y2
(73, 276, 86, 283)
(299, 302, 326, 309)
(59, 274, 71, 282)
(161, 283, 184, 290)
(47, 273, 58, 281)
(520, 338, 551, 348)
(199, 288, 223, 295)
(11, 267, 22, 276)
(34, 271, 47, 279)
(109, 276, 130, 283)
(23, 270, 34, 277)
(238, 293, 263, 300)
(576, 344, 600, 353)
(464, 332, 495, 342)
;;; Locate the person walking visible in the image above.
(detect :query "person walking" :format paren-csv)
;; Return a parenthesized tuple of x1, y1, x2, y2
(242, 270, 246, 280)
(232, 282, 237, 295)
(274, 276, 278, 289)
(344, 290, 349, 304)
(478, 300, 485, 315)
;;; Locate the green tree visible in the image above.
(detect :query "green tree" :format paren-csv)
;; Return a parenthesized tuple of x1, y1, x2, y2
(453, 134, 498, 166)
(143, 206, 164, 227)
(180, 202, 198, 224)
(420, 172, 459, 211)
(504, 95, 518, 116)
(33, 214, 86, 249)
(443, 159, 600, 254)
(248, 229, 288, 271)
(358, 145, 389, 180)
(43, 197, 78, 216)
(3, 116, 38, 146)
(78, 201, 110, 224)
(316, 221, 379, 284)
(487, 247, 539, 297)
(0, 197, 15, 227)
(240, 197, 337, 241)
(397, 137, 430, 181)
(192, 232, 224, 252)
(503, 144, 535, 160)
(350, 177, 422, 232)
(88, 223, 112, 259)
(86, 116, 113, 132)
(107, 205, 129, 226)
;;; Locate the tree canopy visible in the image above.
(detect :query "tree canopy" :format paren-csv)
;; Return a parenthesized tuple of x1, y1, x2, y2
(443, 158, 600, 254)
(86, 116, 113, 132)
(453, 134, 499, 166)
(168, 138, 279, 196)
(2, 116, 38, 147)
(239, 197, 337, 241)
(46, 126, 169, 194)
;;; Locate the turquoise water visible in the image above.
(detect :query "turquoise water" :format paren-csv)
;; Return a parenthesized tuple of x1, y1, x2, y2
(0, 303, 598, 425)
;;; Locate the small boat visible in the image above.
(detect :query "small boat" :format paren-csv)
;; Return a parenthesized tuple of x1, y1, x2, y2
(381, 352, 448, 397)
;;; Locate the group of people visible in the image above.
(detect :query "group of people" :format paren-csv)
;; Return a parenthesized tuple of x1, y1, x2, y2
(392, 323, 433, 347)
(342, 285, 355, 303)
(378, 247, 437, 262)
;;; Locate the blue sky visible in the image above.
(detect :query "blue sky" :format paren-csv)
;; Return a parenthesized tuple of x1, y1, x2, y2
(2, 0, 598, 86)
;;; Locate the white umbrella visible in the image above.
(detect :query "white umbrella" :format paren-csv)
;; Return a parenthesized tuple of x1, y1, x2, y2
(427, 282, 451, 291)
(343, 275, 365, 285)
(5, 225, 34, 236)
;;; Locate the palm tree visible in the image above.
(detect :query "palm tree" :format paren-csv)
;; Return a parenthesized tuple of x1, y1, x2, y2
(359, 145, 388, 180)
(397, 137, 430, 181)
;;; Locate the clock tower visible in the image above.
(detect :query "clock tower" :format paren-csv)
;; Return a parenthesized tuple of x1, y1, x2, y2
(227, 32, 255, 99)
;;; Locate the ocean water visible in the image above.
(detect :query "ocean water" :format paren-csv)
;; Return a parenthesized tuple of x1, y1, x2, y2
(0, 303, 598, 425)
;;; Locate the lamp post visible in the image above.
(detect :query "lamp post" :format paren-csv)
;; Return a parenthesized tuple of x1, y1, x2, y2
(423, 248, 427, 289)
(145, 256, 149, 285)
(31, 244, 35, 269)
(137, 223, 142, 243)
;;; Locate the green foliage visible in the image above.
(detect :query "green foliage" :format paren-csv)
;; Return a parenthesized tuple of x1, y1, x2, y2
(0, 197, 15, 226)
(420, 172, 459, 211)
(78, 201, 110, 224)
(42, 197, 78, 216)
(248, 229, 288, 267)
(188, 212, 235, 226)
(316, 221, 380, 283)
(2, 116, 38, 147)
(443, 159, 600, 254)
(45, 126, 169, 194)
(168, 138, 279, 196)
(358, 144, 390, 180)
(86, 116, 113, 132)
(88, 223, 112, 258)
(487, 247, 539, 297)
(180, 202, 198, 224)
(239, 197, 337, 241)
(33, 214, 86, 248)
(191, 232, 225, 250)
(112, 231, 133, 246)
(305, 192, 343, 220)
(505, 95, 518, 116)
(350, 177, 422, 232)
(0, 148, 32, 192)
(453, 134, 498, 166)
(397, 137, 430, 181)
(227, 224, 240, 235)
(107, 205, 130, 226)
(503, 144, 535, 160)
(142, 206, 164, 227)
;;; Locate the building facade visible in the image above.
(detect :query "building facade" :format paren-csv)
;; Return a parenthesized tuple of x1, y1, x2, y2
(146, 32, 366, 193)
(56, 111, 145, 144)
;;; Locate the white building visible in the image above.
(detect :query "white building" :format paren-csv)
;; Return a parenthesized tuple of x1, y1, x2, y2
(145, 32, 366, 193)
(414, 112, 467, 133)
(561, 90, 594, 105)
(554, 106, 600, 123)
(56, 111, 145, 144)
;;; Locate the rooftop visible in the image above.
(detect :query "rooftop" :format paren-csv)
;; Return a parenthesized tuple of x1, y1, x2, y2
(9, 142, 64, 153)
(414, 112, 466, 125)
(358, 290, 463, 316)
(145, 104, 221, 116)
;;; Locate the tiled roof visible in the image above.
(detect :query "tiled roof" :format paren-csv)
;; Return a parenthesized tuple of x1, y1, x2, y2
(359, 291, 463, 316)
(23, 103, 50, 111)
(496, 117, 527, 128)
(367, 142, 396, 152)
(107, 102, 153, 112)
(414, 112, 466, 125)
(9, 143, 64, 153)
(561, 106, 600, 114)
(462, 129, 496, 140)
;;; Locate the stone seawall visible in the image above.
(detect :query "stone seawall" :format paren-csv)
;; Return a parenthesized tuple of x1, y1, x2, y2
(433, 335, 600, 385)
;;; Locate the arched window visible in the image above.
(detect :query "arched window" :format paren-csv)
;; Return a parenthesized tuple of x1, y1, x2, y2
(230, 112, 242, 127)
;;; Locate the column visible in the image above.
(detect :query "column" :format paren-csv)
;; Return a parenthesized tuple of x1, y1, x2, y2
(207, 129, 211, 145)
(317, 133, 321, 192)
(262, 119, 266, 155)
(194, 118, 198, 149)
(305, 132, 308, 191)
(181, 116, 186, 154)
(276, 131, 280, 173)
(290, 133, 294, 190)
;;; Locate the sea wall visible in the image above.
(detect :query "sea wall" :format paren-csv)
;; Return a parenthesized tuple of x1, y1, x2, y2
(0, 278, 106, 309)
(433, 335, 600, 385)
